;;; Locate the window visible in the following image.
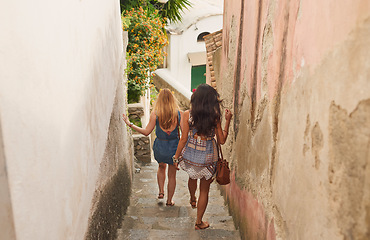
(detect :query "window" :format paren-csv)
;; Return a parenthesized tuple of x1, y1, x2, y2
(197, 32, 210, 42)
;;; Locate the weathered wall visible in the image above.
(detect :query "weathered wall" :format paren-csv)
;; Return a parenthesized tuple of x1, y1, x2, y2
(218, 0, 370, 239)
(0, 1, 133, 239)
(0, 121, 16, 239)
(85, 68, 134, 239)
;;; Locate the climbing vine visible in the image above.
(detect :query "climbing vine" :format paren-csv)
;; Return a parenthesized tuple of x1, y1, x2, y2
(122, 7, 168, 103)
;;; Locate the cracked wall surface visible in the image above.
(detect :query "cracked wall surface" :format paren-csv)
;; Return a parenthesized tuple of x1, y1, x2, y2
(217, 0, 370, 239)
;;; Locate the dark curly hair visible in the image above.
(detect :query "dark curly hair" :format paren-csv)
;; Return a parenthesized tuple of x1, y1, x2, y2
(190, 84, 221, 136)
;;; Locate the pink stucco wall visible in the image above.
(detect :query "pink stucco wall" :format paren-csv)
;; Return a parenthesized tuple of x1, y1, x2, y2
(224, 171, 276, 240)
(222, 0, 370, 102)
(218, 0, 370, 239)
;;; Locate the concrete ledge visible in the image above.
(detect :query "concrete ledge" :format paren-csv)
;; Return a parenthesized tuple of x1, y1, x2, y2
(153, 69, 191, 110)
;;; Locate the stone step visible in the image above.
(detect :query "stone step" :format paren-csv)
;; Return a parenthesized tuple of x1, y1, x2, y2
(117, 228, 240, 240)
(121, 212, 238, 231)
(116, 160, 241, 240)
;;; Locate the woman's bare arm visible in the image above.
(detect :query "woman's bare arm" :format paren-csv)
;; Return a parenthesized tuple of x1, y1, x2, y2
(122, 111, 156, 136)
(215, 109, 232, 145)
(174, 110, 190, 160)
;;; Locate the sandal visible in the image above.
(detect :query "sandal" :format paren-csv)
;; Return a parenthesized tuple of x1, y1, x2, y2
(195, 221, 209, 230)
(158, 193, 164, 199)
(190, 198, 197, 209)
(166, 201, 175, 206)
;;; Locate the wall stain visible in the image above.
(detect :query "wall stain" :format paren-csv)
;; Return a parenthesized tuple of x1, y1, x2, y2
(303, 114, 311, 156)
(311, 122, 323, 169)
(366, 205, 370, 239)
(328, 99, 370, 239)
(223, 15, 230, 60)
(272, 204, 287, 240)
(261, 19, 273, 99)
(233, 0, 245, 140)
(85, 164, 131, 240)
(85, 55, 132, 240)
(250, 0, 263, 124)
(270, 0, 291, 186)
(251, 97, 268, 134)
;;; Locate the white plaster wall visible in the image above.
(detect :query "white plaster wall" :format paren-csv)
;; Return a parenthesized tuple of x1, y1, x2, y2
(0, 1, 124, 239)
(0, 122, 16, 240)
(140, 89, 151, 128)
(168, 15, 223, 91)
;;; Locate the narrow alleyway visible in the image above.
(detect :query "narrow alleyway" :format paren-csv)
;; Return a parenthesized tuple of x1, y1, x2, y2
(116, 160, 241, 240)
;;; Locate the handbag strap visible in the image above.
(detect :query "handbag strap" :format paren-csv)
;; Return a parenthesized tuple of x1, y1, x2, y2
(217, 141, 224, 160)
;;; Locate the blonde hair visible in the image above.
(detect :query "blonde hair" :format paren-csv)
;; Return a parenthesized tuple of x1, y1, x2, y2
(154, 89, 179, 129)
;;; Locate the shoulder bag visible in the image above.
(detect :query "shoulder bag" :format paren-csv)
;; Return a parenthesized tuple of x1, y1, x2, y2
(216, 142, 230, 185)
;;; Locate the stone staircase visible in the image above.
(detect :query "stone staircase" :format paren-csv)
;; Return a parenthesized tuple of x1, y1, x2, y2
(116, 160, 241, 240)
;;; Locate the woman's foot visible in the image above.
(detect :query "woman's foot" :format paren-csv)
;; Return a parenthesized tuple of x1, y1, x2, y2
(166, 201, 175, 206)
(195, 221, 209, 230)
(190, 198, 197, 208)
(158, 193, 164, 199)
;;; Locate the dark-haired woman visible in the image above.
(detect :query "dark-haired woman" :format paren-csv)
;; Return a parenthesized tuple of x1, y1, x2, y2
(172, 84, 232, 230)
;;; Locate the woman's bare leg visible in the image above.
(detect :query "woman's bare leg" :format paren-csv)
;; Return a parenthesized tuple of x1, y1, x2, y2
(166, 164, 177, 204)
(188, 178, 197, 203)
(157, 163, 166, 196)
(196, 178, 213, 226)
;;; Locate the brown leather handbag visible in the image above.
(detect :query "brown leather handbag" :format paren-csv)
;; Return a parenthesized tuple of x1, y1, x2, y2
(216, 143, 230, 185)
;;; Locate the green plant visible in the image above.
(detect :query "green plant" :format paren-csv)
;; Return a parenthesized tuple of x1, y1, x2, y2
(122, 7, 168, 103)
(121, 0, 191, 23)
(150, 87, 158, 106)
(156, 0, 191, 23)
(130, 118, 142, 127)
(120, 0, 146, 12)
(128, 117, 142, 134)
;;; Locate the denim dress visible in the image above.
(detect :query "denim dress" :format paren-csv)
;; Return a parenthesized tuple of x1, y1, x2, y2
(152, 111, 181, 165)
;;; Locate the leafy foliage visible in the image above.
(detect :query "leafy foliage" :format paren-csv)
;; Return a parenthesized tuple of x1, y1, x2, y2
(120, 0, 144, 12)
(122, 7, 168, 103)
(121, 0, 191, 102)
(120, 0, 191, 23)
(155, 0, 191, 23)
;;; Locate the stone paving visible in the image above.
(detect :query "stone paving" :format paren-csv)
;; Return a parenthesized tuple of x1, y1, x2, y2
(116, 160, 241, 240)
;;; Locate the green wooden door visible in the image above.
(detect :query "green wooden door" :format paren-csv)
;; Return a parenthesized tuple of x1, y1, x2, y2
(191, 65, 206, 91)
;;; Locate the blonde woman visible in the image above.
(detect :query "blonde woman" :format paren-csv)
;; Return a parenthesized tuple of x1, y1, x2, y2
(122, 89, 181, 206)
